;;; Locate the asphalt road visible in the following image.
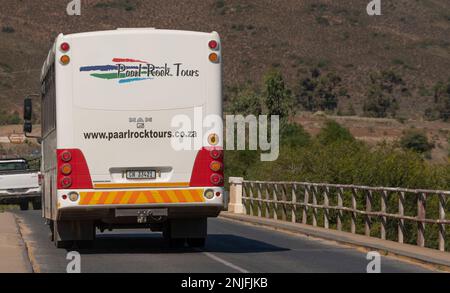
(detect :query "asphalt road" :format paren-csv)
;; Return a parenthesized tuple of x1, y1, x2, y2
(14, 210, 434, 273)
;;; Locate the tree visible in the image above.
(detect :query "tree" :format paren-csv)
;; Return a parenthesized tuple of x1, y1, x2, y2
(280, 123, 311, 148)
(317, 120, 354, 145)
(228, 87, 263, 116)
(264, 69, 294, 122)
(363, 70, 403, 118)
(297, 68, 347, 112)
(400, 130, 434, 154)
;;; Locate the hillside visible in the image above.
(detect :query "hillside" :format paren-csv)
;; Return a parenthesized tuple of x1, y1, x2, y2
(0, 0, 449, 119)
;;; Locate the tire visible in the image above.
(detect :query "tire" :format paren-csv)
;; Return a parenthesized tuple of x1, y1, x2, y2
(55, 240, 74, 249)
(162, 223, 185, 248)
(187, 238, 206, 248)
(49, 220, 55, 242)
(168, 238, 186, 248)
(74, 240, 94, 249)
(19, 201, 29, 211)
(32, 199, 42, 210)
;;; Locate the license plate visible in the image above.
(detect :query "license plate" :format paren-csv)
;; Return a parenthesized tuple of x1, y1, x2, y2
(126, 170, 156, 180)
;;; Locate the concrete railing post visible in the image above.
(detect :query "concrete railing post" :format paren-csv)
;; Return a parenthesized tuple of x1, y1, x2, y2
(228, 177, 244, 214)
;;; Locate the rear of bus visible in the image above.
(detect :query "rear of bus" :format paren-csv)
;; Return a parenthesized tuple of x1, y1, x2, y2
(52, 29, 223, 246)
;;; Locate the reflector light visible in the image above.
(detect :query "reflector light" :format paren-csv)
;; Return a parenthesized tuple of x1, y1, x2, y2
(208, 133, 219, 145)
(209, 53, 219, 63)
(62, 194, 68, 200)
(216, 192, 221, 197)
(61, 151, 72, 162)
(60, 55, 70, 65)
(208, 40, 218, 50)
(68, 192, 79, 202)
(60, 163, 72, 175)
(204, 189, 215, 200)
(61, 177, 72, 188)
(60, 42, 70, 52)
(210, 174, 223, 186)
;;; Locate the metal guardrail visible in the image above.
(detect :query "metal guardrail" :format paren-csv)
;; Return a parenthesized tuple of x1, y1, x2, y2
(229, 178, 450, 252)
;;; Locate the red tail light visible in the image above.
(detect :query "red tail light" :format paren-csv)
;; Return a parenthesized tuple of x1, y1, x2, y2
(61, 177, 72, 189)
(61, 150, 72, 162)
(57, 149, 93, 189)
(60, 42, 70, 52)
(210, 174, 224, 185)
(38, 174, 44, 186)
(210, 149, 223, 160)
(190, 147, 224, 187)
(208, 40, 218, 50)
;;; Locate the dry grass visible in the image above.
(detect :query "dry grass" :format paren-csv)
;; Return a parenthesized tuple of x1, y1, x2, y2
(296, 112, 450, 163)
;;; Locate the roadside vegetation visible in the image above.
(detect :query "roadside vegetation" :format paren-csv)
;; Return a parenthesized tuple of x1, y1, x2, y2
(0, 110, 22, 125)
(225, 68, 450, 249)
(225, 68, 450, 190)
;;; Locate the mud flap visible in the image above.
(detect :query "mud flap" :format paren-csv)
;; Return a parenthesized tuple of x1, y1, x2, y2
(164, 218, 207, 239)
(54, 220, 95, 242)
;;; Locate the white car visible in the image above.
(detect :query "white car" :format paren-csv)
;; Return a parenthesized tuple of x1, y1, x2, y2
(0, 158, 42, 210)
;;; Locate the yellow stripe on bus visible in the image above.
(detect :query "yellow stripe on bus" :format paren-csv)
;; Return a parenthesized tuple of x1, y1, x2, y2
(166, 190, 180, 203)
(152, 191, 163, 203)
(78, 189, 205, 205)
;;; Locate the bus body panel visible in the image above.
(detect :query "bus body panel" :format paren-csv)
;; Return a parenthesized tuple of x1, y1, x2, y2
(41, 29, 223, 224)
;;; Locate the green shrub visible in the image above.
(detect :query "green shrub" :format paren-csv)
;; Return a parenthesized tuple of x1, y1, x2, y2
(448, 136, 450, 158)
(296, 69, 346, 112)
(317, 120, 354, 145)
(363, 70, 404, 118)
(400, 130, 434, 154)
(226, 138, 448, 190)
(433, 81, 450, 121)
(94, 0, 135, 11)
(280, 123, 311, 148)
(1, 26, 15, 33)
(215, 0, 225, 9)
(0, 110, 22, 125)
(227, 87, 263, 116)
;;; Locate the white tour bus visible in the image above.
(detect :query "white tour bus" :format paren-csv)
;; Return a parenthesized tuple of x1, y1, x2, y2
(23, 29, 224, 248)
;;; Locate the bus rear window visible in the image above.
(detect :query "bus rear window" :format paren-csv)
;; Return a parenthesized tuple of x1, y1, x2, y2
(0, 162, 28, 172)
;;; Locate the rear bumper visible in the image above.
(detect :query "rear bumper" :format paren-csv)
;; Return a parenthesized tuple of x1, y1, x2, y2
(57, 204, 223, 221)
(0, 189, 41, 204)
(55, 187, 224, 221)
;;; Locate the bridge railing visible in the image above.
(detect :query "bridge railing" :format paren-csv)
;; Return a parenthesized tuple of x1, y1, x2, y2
(228, 177, 450, 252)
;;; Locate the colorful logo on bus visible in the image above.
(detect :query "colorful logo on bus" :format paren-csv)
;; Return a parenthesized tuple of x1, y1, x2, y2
(79, 58, 200, 84)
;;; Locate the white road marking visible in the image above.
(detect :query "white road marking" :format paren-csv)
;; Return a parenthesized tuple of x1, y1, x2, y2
(200, 250, 250, 273)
